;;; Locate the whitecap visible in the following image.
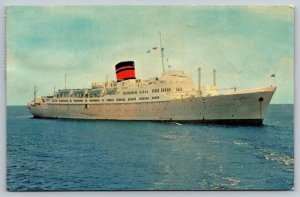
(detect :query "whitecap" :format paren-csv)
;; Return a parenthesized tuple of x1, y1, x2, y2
(233, 141, 248, 146)
(263, 151, 294, 166)
(208, 140, 220, 144)
(222, 177, 240, 186)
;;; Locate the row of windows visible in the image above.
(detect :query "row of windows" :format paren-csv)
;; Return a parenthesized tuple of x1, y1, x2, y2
(161, 88, 171, 92)
(123, 91, 138, 95)
(55, 99, 87, 102)
(52, 96, 160, 103)
(105, 83, 116, 88)
(90, 99, 100, 102)
(59, 93, 91, 98)
(74, 99, 84, 102)
(139, 90, 148, 94)
(128, 98, 136, 101)
(123, 87, 174, 95)
(74, 94, 84, 97)
(57, 87, 182, 99)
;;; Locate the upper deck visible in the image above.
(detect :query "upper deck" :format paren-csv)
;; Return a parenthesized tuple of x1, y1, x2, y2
(36, 70, 202, 105)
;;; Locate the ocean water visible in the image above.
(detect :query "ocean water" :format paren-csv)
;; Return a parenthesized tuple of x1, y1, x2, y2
(7, 104, 294, 191)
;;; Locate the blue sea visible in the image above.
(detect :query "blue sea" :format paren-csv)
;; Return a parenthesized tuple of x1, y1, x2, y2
(7, 104, 294, 191)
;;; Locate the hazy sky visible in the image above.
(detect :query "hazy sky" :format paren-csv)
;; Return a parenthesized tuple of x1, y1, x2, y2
(6, 6, 294, 105)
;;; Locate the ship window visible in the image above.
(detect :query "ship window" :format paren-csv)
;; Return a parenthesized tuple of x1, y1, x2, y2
(128, 98, 136, 101)
(139, 90, 149, 94)
(162, 88, 171, 92)
(106, 99, 114, 102)
(123, 91, 137, 95)
(116, 98, 125, 101)
(139, 97, 149, 100)
(152, 96, 159, 99)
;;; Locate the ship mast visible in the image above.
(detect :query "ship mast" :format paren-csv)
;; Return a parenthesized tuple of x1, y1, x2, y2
(213, 69, 216, 86)
(159, 32, 165, 73)
(33, 86, 37, 102)
(198, 67, 201, 96)
(65, 74, 67, 90)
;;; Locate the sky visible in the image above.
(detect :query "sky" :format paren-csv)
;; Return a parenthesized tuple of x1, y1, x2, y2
(6, 5, 294, 105)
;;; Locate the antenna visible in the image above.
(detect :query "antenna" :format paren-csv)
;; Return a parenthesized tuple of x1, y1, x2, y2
(159, 32, 165, 73)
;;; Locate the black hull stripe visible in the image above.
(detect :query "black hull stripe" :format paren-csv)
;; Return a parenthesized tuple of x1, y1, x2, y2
(32, 116, 263, 126)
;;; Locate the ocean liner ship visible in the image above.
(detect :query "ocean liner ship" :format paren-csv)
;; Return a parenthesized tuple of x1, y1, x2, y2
(27, 56, 276, 125)
(27, 33, 276, 125)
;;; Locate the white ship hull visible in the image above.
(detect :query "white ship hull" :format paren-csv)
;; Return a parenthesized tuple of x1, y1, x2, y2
(28, 87, 276, 125)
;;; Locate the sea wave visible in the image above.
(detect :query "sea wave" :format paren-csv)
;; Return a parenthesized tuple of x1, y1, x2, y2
(260, 149, 294, 166)
(232, 141, 248, 146)
(222, 177, 240, 186)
